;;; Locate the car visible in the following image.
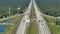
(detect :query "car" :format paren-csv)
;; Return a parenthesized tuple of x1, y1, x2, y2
(39, 20, 43, 22)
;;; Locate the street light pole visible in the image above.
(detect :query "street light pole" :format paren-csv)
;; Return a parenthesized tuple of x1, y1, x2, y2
(9, 7, 10, 16)
(17, 7, 20, 14)
(52, 8, 53, 16)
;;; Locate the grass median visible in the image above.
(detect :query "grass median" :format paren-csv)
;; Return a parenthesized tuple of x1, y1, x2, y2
(27, 4, 38, 34)
(30, 4, 37, 19)
(29, 21, 38, 34)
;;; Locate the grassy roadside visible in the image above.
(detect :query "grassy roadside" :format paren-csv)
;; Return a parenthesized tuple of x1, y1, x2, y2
(5, 14, 24, 34)
(41, 13, 60, 34)
(0, 14, 24, 34)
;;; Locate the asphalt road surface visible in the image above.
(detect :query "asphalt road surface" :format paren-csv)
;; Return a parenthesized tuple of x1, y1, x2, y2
(16, 0, 32, 34)
(33, 0, 51, 34)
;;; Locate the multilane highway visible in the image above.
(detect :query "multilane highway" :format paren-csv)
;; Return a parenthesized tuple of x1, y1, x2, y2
(16, 0, 51, 34)
(33, 0, 51, 34)
(16, 0, 32, 34)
